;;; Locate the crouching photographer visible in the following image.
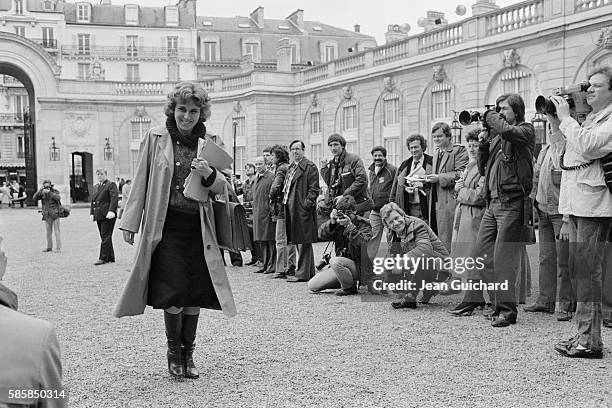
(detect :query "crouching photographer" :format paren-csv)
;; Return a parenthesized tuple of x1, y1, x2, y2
(552, 66, 612, 359)
(308, 196, 372, 296)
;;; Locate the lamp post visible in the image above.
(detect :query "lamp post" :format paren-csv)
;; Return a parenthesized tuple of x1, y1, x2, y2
(232, 119, 238, 177)
(531, 112, 547, 159)
(49, 136, 60, 161)
(104, 137, 113, 161)
(450, 110, 462, 144)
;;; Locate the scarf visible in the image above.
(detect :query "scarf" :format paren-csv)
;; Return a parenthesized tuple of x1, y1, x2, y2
(165, 117, 207, 149)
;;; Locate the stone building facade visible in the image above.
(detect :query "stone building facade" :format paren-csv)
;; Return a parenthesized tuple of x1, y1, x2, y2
(0, 0, 611, 204)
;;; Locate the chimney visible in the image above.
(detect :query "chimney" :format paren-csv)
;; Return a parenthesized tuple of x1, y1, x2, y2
(354, 23, 360, 33)
(249, 6, 264, 29)
(276, 38, 292, 72)
(423, 11, 448, 32)
(384, 24, 410, 44)
(472, 0, 500, 16)
(100, 0, 111, 5)
(286, 9, 304, 32)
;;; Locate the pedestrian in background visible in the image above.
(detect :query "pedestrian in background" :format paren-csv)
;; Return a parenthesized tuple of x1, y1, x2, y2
(90, 169, 119, 265)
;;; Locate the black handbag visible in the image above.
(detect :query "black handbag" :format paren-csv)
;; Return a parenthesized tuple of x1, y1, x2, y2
(58, 205, 70, 218)
(212, 184, 252, 252)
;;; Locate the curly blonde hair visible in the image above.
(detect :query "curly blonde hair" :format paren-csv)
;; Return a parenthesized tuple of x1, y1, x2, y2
(380, 202, 406, 229)
(164, 81, 211, 123)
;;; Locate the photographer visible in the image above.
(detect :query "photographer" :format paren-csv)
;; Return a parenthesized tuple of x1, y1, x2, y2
(308, 196, 372, 296)
(553, 67, 612, 359)
(451, 94, 535, 327)
(320, 134, 371, 215)
(32, 179, 62, 252)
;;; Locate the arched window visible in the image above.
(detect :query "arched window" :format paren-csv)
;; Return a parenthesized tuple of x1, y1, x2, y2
(500, 69, 531, 104)
(431, 82, 452, 120)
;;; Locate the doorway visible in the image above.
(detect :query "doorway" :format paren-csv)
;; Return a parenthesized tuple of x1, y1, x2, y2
(70, 152, 93, 202)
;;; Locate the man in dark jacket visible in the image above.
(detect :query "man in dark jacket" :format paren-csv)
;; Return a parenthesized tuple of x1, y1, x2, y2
(457, 93, 535, 328)
(283, 140, 320, 282)
(252, 156, 276, 274)
(366, 146, 397, 269)
(320, 133, 370, 214)
(90, 168, 119, 265)
(309, 196, 372, 295)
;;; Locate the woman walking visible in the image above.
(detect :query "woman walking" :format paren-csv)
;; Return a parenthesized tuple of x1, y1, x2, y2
(114, 81, 237, 379)
(33, 179, 62, 252)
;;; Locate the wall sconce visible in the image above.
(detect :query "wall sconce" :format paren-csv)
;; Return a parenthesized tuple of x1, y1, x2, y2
(49, 136, 60, 161)
(450, 110, 463, 144)
(104, 137, 113, 161)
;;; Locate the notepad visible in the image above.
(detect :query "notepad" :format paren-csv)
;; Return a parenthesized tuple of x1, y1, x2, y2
(183, 139, 233, 202)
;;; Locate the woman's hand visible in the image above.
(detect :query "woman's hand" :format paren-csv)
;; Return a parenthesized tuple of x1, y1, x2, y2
(191, 158, 213, 178)
(123, 230, 135, 245)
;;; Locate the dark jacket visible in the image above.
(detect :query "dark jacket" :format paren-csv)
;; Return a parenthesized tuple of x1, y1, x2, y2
(285, 158, 320, 244)
(252, 170, 276, 241)
(321, 150, 368, 202)
(90, 180, 119, 221)
(389, 154, 433, 221)
(318, 215, 373, 282)
(368, 161, 397, 211)
(33, 187, 62, 221)
(385, 216, 449, 263)
(480, 111, 535, 203)
(270, 162, 289, 220)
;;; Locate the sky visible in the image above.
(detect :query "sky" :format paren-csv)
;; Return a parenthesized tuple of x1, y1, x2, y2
(108, 0, 517, 44)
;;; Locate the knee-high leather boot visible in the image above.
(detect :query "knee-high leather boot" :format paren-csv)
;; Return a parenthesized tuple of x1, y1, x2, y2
(181, 313, 200, 379)
(164, 311, 184, 377)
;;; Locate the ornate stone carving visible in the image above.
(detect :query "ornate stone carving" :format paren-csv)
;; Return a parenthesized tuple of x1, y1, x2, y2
(597, 27, 612, 49)
(383, 77, 395, 92)
(342, 86, 353, 100)
(432, 65, 446, 83)
(89, 58, 105, 80)
(310, 93, 319, 107)
(134, 106, 147, 117)
(503, 48, 520, 68)
(233, 101, 242, 113)
(69, 114, 91, 138)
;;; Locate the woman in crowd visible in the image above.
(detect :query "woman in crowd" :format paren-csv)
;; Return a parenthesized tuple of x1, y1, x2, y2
(269, 144, 297, 278)
(379, 202, 450, 309)
(114, 81, 237, 379)
(33, 179, 62, 252)
(442, 129, 486, 296)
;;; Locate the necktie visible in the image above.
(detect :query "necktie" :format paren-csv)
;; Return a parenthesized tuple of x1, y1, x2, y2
(412, 160, 420, 172)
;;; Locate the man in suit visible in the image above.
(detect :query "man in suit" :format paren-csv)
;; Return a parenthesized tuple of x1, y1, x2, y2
(283, 140, 320, 282)
(0, 239, 67, 408)
(90, 168, 119, 265)
(426, 122, 469, 251)
(252, 156, 276, 274)
(389, 134, 433, 222)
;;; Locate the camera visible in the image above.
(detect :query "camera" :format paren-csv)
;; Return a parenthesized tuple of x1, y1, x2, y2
(316, 253, 332, 271)
(535, 81, 591, 122)
(458, 105, 497, 128)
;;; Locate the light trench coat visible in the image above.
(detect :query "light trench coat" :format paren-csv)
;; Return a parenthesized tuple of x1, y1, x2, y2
(113, 125, 237, 318)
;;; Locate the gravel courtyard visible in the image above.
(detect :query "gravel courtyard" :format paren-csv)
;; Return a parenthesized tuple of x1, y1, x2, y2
(1, 207, 611, 407)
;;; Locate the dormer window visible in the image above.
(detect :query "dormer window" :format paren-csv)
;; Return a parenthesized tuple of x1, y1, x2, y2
(165, 6, 178, 26)
(125, 4, 139, 26)
(14, 0, 23, 15)
(76, 3, 91, 23)
(43, 0, 53, 11)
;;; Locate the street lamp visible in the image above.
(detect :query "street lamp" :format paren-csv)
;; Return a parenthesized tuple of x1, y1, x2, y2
(104, 137, 113, 161)
(450, 110, 462, 144)
(49, 136, 60, 161)
(531, 112, 547, 158)
(232, 119, 238, 177)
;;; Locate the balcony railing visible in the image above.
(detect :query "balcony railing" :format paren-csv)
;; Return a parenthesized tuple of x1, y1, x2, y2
(335, 54, 366, 75)
(0, 114, 23, 123)
(62, 46, 195, 61)
(221, 74, 252, 91)
(114, 82, 165, 95)
(486, 0, 545, 36)
(419, 23, 463, 53)
(576, 0, 611, 11)
(373, 41, 410, 65)
(30, 38, 58, 49)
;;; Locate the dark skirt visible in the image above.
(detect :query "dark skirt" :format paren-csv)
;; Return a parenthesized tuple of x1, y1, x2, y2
(148, 209, 220, 310)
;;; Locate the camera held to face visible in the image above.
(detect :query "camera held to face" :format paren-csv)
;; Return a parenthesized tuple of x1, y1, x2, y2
(535, 81, 591, 123)
(458, 105, 497, 129)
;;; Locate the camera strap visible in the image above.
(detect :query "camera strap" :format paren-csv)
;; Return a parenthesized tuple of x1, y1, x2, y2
(559, 146, 593, 171)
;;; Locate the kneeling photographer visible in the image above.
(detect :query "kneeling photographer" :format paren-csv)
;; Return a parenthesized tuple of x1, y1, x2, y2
(308, 196, 372, 296)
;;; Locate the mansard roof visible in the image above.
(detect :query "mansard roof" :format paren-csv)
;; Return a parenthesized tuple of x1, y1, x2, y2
(63, 2, 194, 28)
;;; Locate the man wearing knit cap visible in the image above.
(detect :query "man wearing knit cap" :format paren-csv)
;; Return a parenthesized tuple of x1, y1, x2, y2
(320, 133, 370, 215)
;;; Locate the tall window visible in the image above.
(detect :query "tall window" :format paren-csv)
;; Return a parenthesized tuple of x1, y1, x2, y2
(244, 42, 260, 61)
(167, 36, 178, 57)
(77, 34, 90, 55)
(310, 111, 321, 134)
(42, 27, 54, 48)
(384, 137, 400, 166)
(126, 35, 138, 57)
(17, 136, 24, 158)
(310, 144, 322, 166)
(290, 44, 298, 64)
(342, 103, 357, 131)
(14, 0, 23, 15)
(431, 83, 451, 119)
(77, 63, 90, 80)
(501, 70, 531, 106)
(131, 118, 151, 140)
(383, 95, 400, 126)
(325, 46, 336, 62)
(203, 41, 217, 62)
(235, 146, 246, 177)
(126, 64, 139, 82)
(77, 3, 90, 23)
(14, 26, 25, 36)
